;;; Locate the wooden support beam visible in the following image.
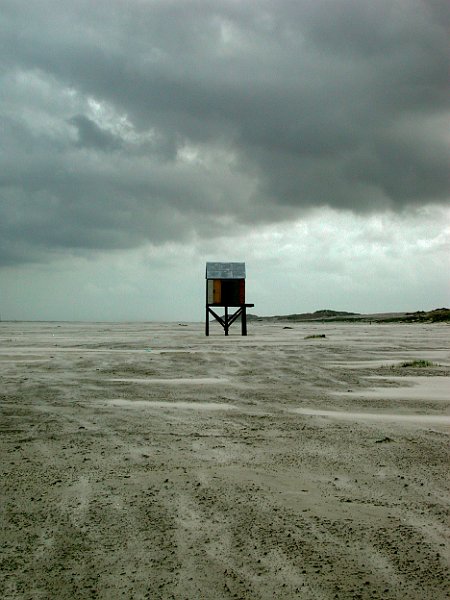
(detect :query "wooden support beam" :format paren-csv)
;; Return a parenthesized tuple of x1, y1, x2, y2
(205, 304, 254, 336)
(241, 306, 247, 336)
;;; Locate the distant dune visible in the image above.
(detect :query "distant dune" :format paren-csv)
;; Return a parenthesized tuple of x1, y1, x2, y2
(248, 307, 450, 323)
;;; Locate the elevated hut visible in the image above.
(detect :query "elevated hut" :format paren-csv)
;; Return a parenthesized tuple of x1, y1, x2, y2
(205, 262, 254, 336)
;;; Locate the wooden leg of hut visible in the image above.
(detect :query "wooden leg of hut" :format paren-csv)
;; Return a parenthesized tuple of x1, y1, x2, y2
(205, 306, 209, 336)
(224, 306, 229, 336)
(241, 306, 247, 336)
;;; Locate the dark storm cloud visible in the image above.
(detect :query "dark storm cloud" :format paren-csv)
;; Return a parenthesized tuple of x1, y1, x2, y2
(0, 0, 448, 265)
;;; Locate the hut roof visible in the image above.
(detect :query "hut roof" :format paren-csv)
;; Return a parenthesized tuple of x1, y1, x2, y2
(206, 262, 246, 279)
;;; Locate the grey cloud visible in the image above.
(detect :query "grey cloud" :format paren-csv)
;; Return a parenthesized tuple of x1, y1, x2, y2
(69, 115, 122, 151)
(0, 0, 448, 266)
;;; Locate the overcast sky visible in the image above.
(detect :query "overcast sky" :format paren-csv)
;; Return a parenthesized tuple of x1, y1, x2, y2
(1, 0, 449, 322)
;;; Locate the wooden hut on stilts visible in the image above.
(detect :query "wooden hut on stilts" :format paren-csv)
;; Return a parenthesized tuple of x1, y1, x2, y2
(205, 262, 254, 336)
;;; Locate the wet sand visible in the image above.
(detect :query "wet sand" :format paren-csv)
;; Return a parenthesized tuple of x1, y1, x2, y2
(1, 321, 449, 599)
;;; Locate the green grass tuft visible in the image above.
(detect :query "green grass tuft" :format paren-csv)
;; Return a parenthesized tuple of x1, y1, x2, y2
(399, 359, 436, 368)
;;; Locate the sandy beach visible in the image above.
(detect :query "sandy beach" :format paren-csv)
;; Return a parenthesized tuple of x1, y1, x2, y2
(1, 321, 449, 599)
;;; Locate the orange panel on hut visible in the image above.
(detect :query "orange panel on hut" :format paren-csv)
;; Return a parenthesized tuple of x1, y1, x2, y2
(213, 280, 221, 304)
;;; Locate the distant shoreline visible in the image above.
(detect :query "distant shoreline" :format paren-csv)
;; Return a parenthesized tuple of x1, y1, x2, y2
(1, 307, 449, 324)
